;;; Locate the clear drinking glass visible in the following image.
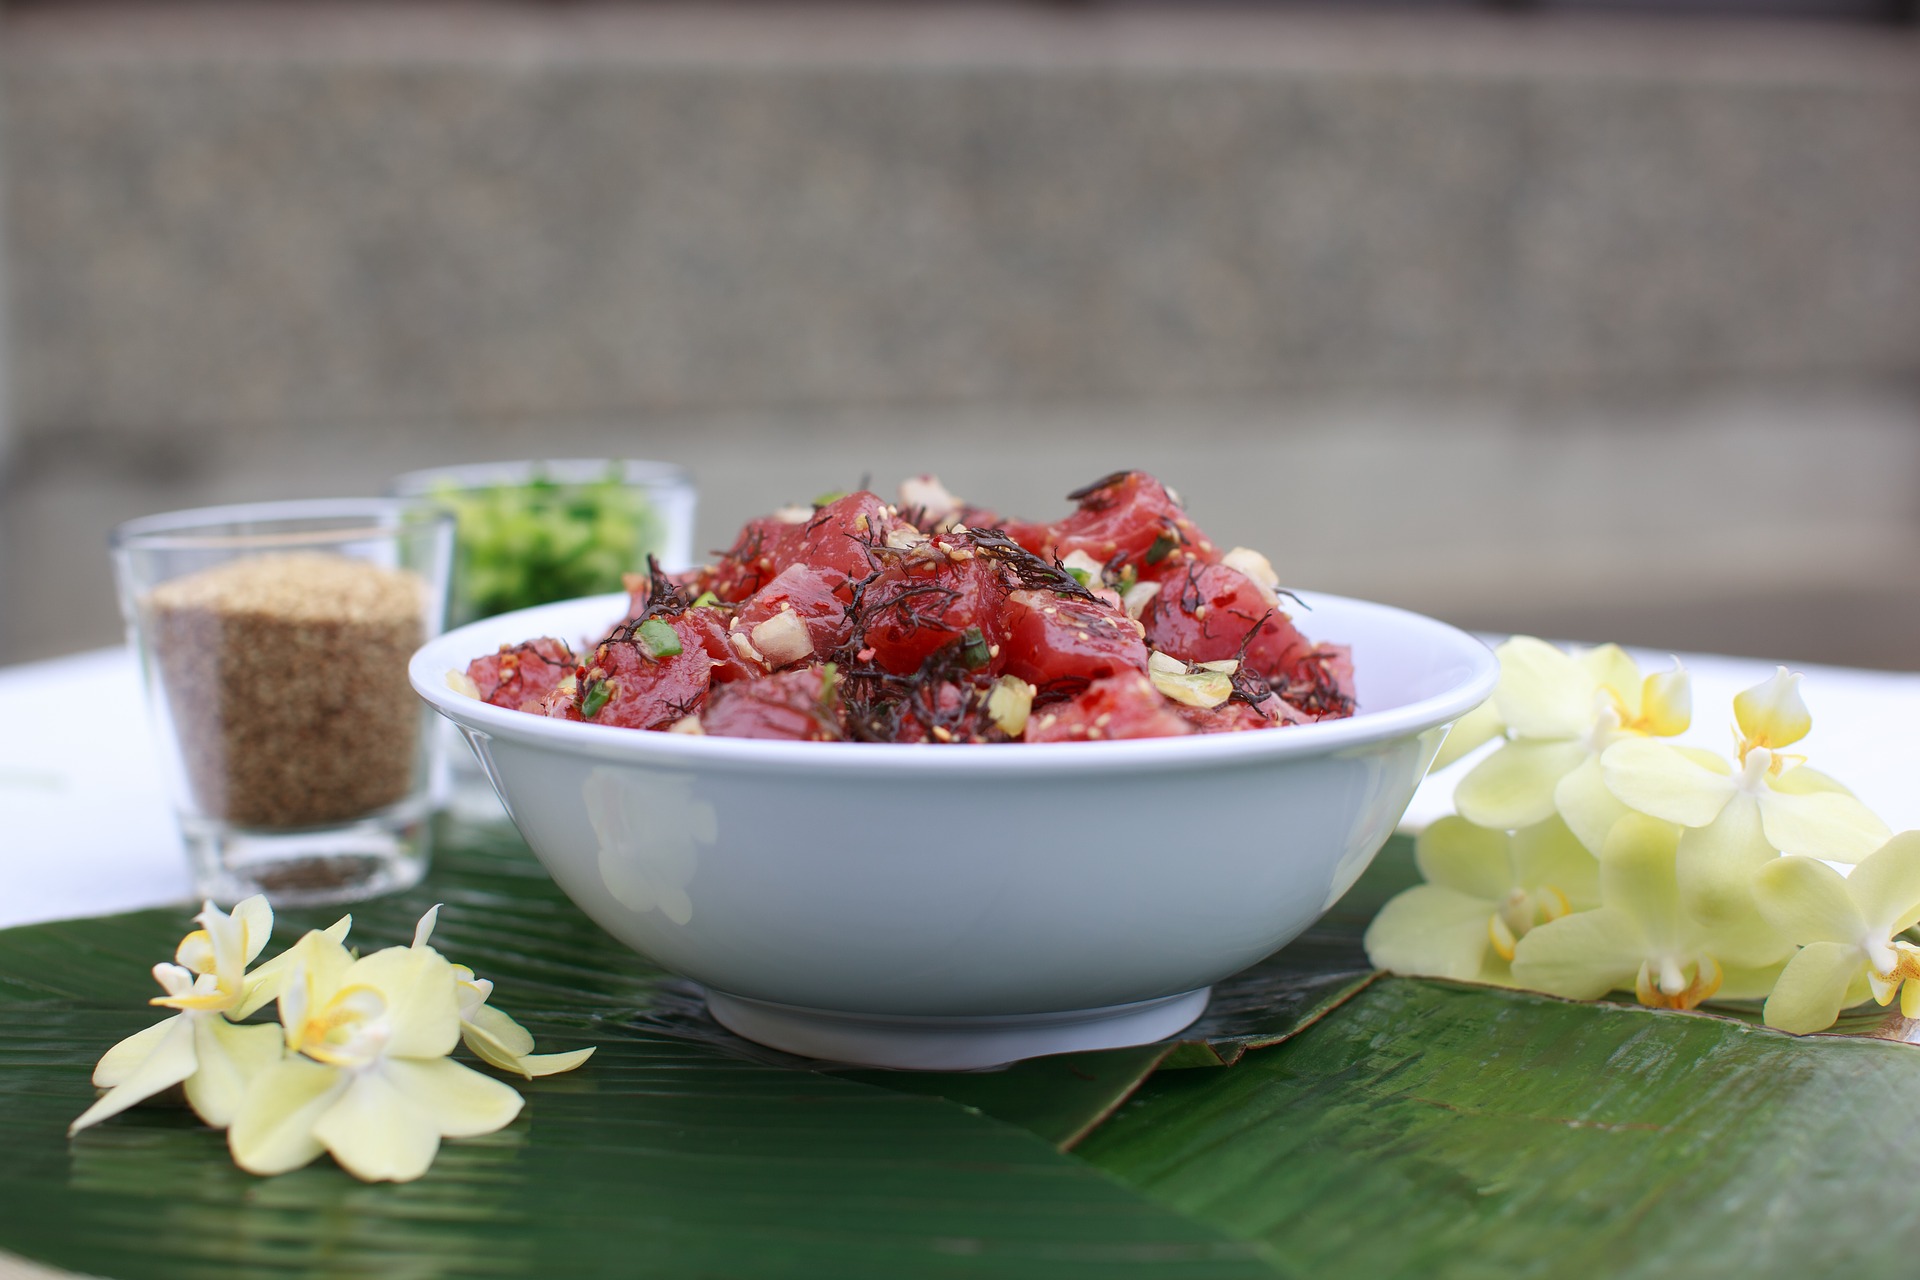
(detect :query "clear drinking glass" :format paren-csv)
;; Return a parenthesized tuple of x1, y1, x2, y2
(110, 499, 455, 906)
(387, 459, 698, 627)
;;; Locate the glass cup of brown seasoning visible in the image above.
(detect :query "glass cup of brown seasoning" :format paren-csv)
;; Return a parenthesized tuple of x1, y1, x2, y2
(110, 499, 455, 905)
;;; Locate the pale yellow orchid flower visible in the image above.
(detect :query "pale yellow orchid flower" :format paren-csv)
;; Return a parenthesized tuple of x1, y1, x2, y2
(1453, 638, 1691, 853)
(1751, 832, 1920, 1034)
(411, 905, 596, 1079)
(227, 928, 524, 1183)
(1601, 667, 1890, 932)
(1427, 693, 1505, 772)
(1364, 815, 1598, 983)
(71, 897, 284, 1135)
(1510, 814, 1786, 1010)
(233, 912, 352, 1019)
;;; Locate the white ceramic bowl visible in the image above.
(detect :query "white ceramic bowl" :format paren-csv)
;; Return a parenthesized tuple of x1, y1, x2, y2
(411, 592, 1496, 1069)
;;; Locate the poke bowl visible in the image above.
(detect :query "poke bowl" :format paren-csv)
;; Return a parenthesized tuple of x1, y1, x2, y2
(410, 588, 1495, 1070)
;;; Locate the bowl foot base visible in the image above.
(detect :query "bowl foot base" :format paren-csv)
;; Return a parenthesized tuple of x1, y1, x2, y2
(703, 987, 1211, 1071)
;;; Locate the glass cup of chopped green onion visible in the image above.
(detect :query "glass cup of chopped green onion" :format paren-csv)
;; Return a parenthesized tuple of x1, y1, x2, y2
(388, 460, 697, 628)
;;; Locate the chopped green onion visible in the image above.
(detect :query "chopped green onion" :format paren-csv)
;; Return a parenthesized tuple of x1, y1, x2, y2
(960, 626, 992, 670)
(636, 618, 682, 659)
(691, 591, 720, 608)
(1065, 566, 1093, 588)
(580, 677, 614, 719)
(1145, 534, 1177, 565)
(812, 490, 848, 508)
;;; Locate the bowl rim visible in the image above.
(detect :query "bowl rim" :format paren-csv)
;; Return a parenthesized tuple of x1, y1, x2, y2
(411, 590, 1497, 777)
(416, 594, 1497, 782)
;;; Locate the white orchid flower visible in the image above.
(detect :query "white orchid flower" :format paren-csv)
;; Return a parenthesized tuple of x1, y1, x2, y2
(1453, 638, 1691, 852)
(1601, 667, 1889, 931)
(1510, 814, 1787, 1010)
(71, 897, 284, 1135)
(227, 928, 524, 1183)
(411, 905, 596, 1079)
(1751, 832, 1920, 1034)
(1364, 816, 1598, 983)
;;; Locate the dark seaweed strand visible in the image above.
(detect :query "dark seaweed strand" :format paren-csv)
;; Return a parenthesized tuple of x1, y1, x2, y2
(1225, 611, 1279, 718)
(1175, 560, 1206, 614)
(600, 557, 691, 657)
(712, 522, 766, 581)
(835, 632, 999, 744)
(1283, 651, 1356, 719)
(503, 637, 576, 669)
(1065, 470, 1136, 504)
(963, 527, 1099, 603)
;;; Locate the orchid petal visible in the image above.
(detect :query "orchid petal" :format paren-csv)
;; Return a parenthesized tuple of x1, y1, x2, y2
(1752, 856, 1862, 946)
(69, 1015, 196, 1135)
(1601, 738, 1736, 828)
(462, 1021, 540, 1078)
(314, 1069, 443, 1183)
(1843, 832, 1920, 935)
(411, 904, 442, 950)
(1638, 662, 1691, 737)
(1431, 695, 1504, 771)
(1758, 784, 1890, 864)
(1456, 739, 1591, 831)
(1554, 755, 1629, 859)
(468, 1003, 536, 1060)
(1718, 961, 1788, 1002)
(342, 947, 461, 1061)
(184, 1017, 284, 1129)
(1763, 941, 1865, 1034)
(1414, 816, 1512, 902)
(233, 895, 274, 965)
(1509, 908, 1647, 1000)
(1363, 885, 1497, 981)
(383, 1057, 524, 1137)
(1674, 793, 1776, 933)
(512, 1047, 598, 1078)
(1735, 667, 1811, 751)
(1511, 816, 1601, 909)
(228, 1057, 345, 1176)
(240, 916, 351, 1019)
(1770, 765, 1854, 797)
(92, 1018, 181, 1089)
(1493, 637, 1595, 740)
(174, 930, 216, 977)
(1600, 815, 1684, 952)
(1578, 644, 1642, 718)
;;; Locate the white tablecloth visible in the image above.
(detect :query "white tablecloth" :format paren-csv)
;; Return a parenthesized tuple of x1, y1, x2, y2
(2, 645, 1915, 930)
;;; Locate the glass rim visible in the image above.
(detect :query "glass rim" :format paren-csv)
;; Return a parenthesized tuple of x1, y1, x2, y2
(386, 458, 694, 497)
(109, 497, 453, 553)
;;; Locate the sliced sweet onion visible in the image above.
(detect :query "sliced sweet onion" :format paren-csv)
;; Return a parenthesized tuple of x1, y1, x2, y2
(1060, 550, 1105, 586)
(1147, 650, 1233, 709)
(899, 474, 962, 524)
(445, 670, 481, 700)
(1121, 580, 1162, 619)
(750, 610, 814, 668)
(987, 676, 1037, 739)
(1222, 546, 1281, 606)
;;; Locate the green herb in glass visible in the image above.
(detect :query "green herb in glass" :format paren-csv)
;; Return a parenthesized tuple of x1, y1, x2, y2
(432, 466, 660, 625)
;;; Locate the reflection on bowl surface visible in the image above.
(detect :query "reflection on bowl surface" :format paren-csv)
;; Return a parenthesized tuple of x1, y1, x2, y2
(411, 592, 1496, 1068)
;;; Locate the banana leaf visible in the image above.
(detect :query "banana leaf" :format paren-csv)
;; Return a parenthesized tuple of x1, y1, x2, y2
(0, 815, 1272, 1279)
(1077, 975, 1920, 1278)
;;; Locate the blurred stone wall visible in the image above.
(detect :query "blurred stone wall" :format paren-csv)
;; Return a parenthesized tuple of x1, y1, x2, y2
(6, 9, 1919, 435)
(2, 5, 1919, 665)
